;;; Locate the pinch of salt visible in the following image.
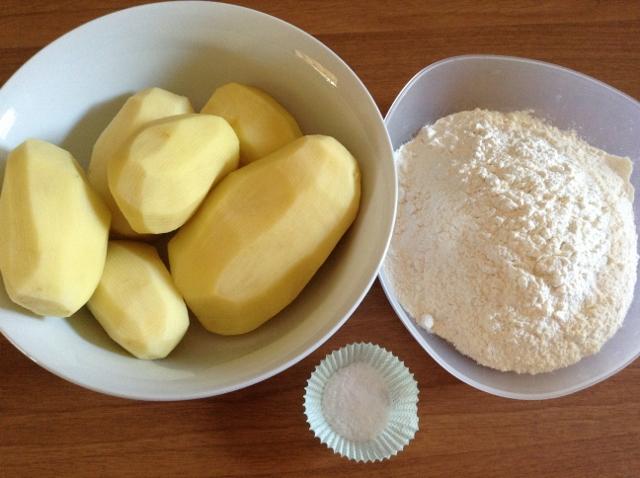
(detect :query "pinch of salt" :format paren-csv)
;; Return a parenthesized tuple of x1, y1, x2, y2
(321, 362, 391, 442)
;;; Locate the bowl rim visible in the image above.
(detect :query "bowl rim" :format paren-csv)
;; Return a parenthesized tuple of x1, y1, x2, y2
(0, 0, 397, 401)
(379, 53, 640, 400)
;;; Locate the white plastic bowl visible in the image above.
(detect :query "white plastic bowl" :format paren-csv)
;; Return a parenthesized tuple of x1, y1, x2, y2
(0, 1, 396, 400)
(380, 55, 640, 400)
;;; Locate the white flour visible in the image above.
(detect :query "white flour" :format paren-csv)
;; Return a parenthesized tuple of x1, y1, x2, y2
(385, 109, 638, 374)
(321, 362, 390, 442)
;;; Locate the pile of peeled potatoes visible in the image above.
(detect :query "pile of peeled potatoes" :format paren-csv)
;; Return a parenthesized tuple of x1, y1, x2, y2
(0, 83, 361, 359)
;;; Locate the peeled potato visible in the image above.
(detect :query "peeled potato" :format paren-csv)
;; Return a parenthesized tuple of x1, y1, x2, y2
(89, 87, 193, 237)
(88, 241, 189, 360)
(169, 135, 361, 335)
(108, 113, 239, 234)
(201, 82, 302, 164)
(0, 140, 110, 317)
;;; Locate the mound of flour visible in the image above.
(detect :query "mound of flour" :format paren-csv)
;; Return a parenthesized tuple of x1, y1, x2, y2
(385, 109, 638, 374)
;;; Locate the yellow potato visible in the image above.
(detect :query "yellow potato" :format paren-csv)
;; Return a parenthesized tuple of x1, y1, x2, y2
(88, 241, 189, 360)
(108, 113, 239, 234)
(169, 135, 361, 335)
(89, 87, 193, 237)
(201, 82, 302, 164)
(0, 140, 110, 316)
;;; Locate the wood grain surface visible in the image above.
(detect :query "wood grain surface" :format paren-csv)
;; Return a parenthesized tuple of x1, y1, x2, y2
(1, 1, 640, 477)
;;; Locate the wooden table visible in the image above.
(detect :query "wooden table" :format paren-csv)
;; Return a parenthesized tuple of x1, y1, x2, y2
(2, 1, 640, 477)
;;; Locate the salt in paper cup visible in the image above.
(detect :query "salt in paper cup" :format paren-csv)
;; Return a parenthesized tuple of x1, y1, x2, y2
(303, 342, 419, 462)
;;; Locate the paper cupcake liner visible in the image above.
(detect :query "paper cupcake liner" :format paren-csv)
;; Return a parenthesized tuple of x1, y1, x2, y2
(303, 342, 419, 463)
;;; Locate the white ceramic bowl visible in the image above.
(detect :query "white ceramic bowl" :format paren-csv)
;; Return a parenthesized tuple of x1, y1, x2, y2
(380, 55, 640, 400)
(0, 1, 395, 400)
